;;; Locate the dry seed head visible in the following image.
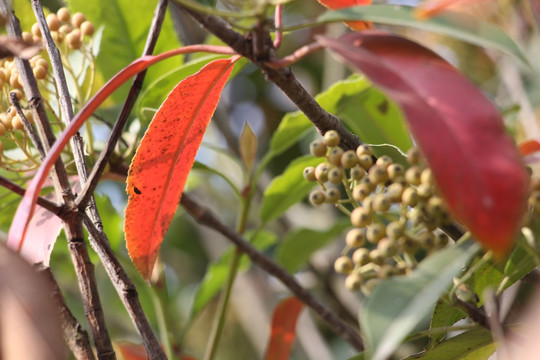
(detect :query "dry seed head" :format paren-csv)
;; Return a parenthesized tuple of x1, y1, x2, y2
(303, 166, 316, 182)
(328, 166, 344, 184)
(334, 256, 353, 274)
(405, 166, 422, 185)
(407, 147, 421, 165)
(345, 273, 363, 291)
(341, 150, 358, 169)
(346, 228, 365, 248)
(372, 194, 390, 212)
(350, 206, 372, 227)
(352, 248, 370, 266)
(309, 139, 327, 157)
(375, 155, 393, 168)
(71, 12, 86, 28)
(46, 13, 61, 31)
(328, 147, 344, 167)
(325, 187, 340, 203)
(315, 162, 330, 183)
(323, 130, 340, 147)
(356, 144, 372, 157)
(57, 7, 70, 22)
(350, 165, 366, 181)
(358, 154, 373, 170)
(368, 165, 388, 185)
(309, 190, 325, 206)
(366, 223, 385, 244)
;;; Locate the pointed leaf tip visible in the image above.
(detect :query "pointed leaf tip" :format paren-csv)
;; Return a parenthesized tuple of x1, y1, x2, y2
(317, 31, 528, 256)
(264, 297, 304, 360)
(125, 58, 236, 280)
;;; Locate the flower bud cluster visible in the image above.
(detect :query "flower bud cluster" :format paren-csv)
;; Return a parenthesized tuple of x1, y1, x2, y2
(304, 131, 452, 295)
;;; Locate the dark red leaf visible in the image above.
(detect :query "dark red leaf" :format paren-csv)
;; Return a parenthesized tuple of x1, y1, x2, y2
(316, 31, 529, 257)
(125, 58, 236, 280)
(264, 297, 304, 360)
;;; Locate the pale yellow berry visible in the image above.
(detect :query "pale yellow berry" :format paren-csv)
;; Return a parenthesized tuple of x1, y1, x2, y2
(334, 256, 353, 274)
(314, 162, 331, 183)
(33, 65, 47, 80)
(324, 187, 340, 203)
(345, 273, 363, 291)
(57, 7, 70, 22)
(323, 130, 340, 147)
(346, 228, 365, 248)
(352, 248, 370, 266)
(0, 122, 6, 136)
(80, 21, 94, 36)
(12, 114, 24, 130)
(67, 29, 82, 49)
(356, 144, 372, 157)
(31, 23, 41, 38)
(366, 223, 385, 244)
(46, 13, 61, 31)
(310, 139, 327, 157)
(327, 147, 343, 167)
(22, 31, 33, 42)
(350, 207, 372, 227)
(71, 12, 86, 28)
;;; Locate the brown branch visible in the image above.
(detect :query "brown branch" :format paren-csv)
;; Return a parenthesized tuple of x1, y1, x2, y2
(180, 193, 364, 351)
(9, 91, 45, 157)
(176, 3, 362, 151)
(40, 266, 96, 360)
(0, 175, 62, 215)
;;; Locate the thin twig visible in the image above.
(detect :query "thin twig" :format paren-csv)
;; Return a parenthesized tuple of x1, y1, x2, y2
(9, 92, 45, 157)
(180, 193, 364, 351)
(0, 175, 62, 214)
(40, 266, 96, 360)
(266, 42, 324, 69)
(273, 4, 283, 49)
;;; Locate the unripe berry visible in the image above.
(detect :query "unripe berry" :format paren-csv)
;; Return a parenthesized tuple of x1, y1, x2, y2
(0, 122, 6, 136)
(352, 248, 370, 266)
(350, 165, 366, 181)
(46, 13, 61, 31)
(377, 238, 397, 257)
(22, 31, 33, 42)
(309, 190, 325, 206)
(350, 206, 371, 227)
(80, 21, 95, 36)
(386, 221, 405, 241)
(408, 208, 423, 225)
(31, 23, 41, 38)
(372, 194, 390, 212)
(346, 228, 365, 248)
(314, 162, 330, 183)
(426, 196, 445, 218)
(309, 139, 327, 157)
(407, 147, 421, 165)
(398, 235, 418, 253)
(327, 147, 344, 167)
(375, 155, 393, 168)
(405, 166, 421, 185)
(33, 65, 47, 80)
(36, 58, 49, 71)
(12, 114, 24, 130)
(10, 72, 21, 88)
(368, 165, 388, 184)
(358, 154, 373, 171)
(59, 24, 71, 35)
(334, 256, 353, 274)
(352, 183, 372, 202)
(325, 187, 340, 203)
(303, 167, 316, 182)
(387, 163, 405, 181)
(323, 130, 340, 147)
(386, 183, 404, 203)
(401, 187, 418, 207)
(366, 223, 385, 244)
(369, 249, 385, 265)
(7, 106, 16, 118)
(356, 144, 372, 157)
(417, 183, 432, 198)
(345, 273, 363, 291)
(67, 30, 82, 49)
(328, 166, 343, 184)
(421, 168, 434, 186)
(57, 7, 70, 22)
(71, 12, 86, 28)
(341, 150, 357, 169)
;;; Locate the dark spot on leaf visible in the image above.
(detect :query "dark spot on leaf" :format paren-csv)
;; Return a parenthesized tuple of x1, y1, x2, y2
(134, 187, 142, 195)
(377, 100, 389, 114)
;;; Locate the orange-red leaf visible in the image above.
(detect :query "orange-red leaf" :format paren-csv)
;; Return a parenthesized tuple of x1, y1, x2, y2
(317, 32, 529, 257)
(125, 58, 236, 280)
(415, 0, 491, 19)
(264, 297, 304, 360)
(520, 139, 540, 157)
(317, 0, 373, 30)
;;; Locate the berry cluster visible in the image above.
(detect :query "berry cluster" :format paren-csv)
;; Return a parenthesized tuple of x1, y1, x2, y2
(304, 131, 452, 295)
(0, 8, 95, 169)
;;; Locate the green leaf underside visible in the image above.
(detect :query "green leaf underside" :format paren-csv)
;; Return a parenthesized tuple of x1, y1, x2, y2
(260, 156, 324, 223)
(429, 300, 467, 347)
(189, 230, 277, 321)
(404, 328, 494, 360)
(361, 240, 480, 360)
(275, 220, 351, 273)
(318, 5, 527, 65)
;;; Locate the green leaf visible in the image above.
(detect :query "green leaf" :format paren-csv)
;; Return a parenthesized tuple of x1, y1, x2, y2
(138, 56, 248, 123)
(94, 193, 124, 251)
(192, 161, 240, 197)
(260, 156, 324, 223)
(318, 5, 527, 65)
(275, 220, 351, 273)
(188, 230, 277, 321)
(428, 300, 466, 347)
(467, 260, 504, 305)
(361, 240, 480, 360)
(500, 241, 537, 292)
(67, 0, 182, 103)
(403, 328, 494, 360)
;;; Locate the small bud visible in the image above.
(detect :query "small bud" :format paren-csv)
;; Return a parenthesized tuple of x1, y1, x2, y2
(57, 7, 70, 22)
(386, 183, 404, 203)
(352, 183, 372, 202)
(378, 238, 397, 257)
(358, 154, 373, 171)
(386, 221, 405, 241)
(387, 163, 405, 181)
(80, 21, 95, 36)
(372, 194, 390, 212)
(31, 23, 41, 38)
(71, 12, 86, 28)
(402, 187, 418, 207)
(46, 13, 61, 31)
(369, 249, 385, 265)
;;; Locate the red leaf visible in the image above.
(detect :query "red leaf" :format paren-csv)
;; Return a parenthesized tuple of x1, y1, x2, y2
(316, 0, 373, 30)
(519, 139, 540, 156)
(264, 297, 304, 360)
(415, 0, 490, 19)
(125, 58, 236, 280)
(316, 31, 529, 257)
(7, 45, 234, 254)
